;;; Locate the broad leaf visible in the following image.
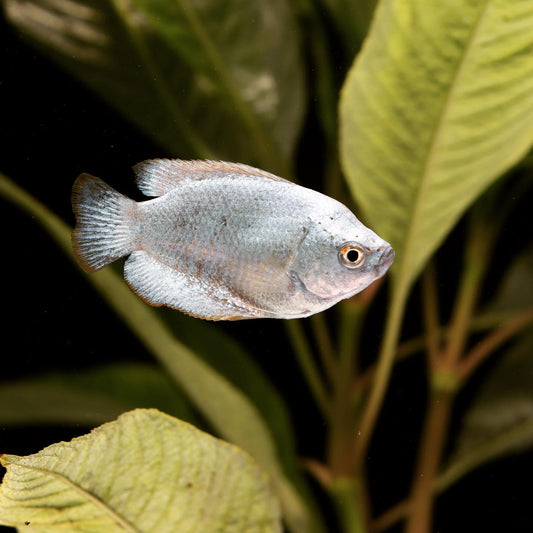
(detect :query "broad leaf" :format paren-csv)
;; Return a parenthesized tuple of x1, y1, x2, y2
(0, 363, 197, 427)
(0, 409, 281, 533)
(440, 331, 533, 490)
(3, 0, 305, 173)
(0, 172, 323, 533)
(340, 0, 533, 295)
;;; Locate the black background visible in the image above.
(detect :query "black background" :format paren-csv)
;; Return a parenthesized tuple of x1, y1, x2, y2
(2, 11, 533, 533)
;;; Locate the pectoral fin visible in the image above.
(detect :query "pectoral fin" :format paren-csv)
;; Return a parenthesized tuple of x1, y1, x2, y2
(123, 251, 261, 320)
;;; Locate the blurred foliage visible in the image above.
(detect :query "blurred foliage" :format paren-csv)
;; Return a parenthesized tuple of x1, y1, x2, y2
(3, 0, 305, 173)
(1, 0, 532, 532)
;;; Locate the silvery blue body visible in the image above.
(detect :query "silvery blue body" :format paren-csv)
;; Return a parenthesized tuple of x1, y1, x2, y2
(72, 160, 394, 320)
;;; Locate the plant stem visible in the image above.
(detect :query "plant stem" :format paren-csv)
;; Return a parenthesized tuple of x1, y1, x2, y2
(328, 303, 364, 476)
(329, 478, 368, 533)
(457, 307, 533, 380)
(381, 308, 525, 373)
(405, 391, 454, 533)
(374, 413, 533, 532)
(371, 500, 409, 533)
(405, 211, 496, 532)
(353, 282, 409, 471)
(310, 313, 337, 385)
(285, 320, 330, 418)
(442, 217, 492, 369)
(339, 303, 364, 380)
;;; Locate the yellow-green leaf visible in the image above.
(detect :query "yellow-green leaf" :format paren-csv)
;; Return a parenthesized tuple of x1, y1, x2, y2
(0, 409, 281, 533)
(340, 0, 533, 294)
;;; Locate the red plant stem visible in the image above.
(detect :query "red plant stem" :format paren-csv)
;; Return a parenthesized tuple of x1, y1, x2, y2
(442, 217, 493, 370)
(371, 500, 409, 532)
(458, 308, 533, 380)
(405, 390, 454, 533)
(327, 303, 365, 476)
(353, 284, 410, 472)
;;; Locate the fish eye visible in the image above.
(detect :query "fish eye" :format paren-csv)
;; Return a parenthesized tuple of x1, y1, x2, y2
(339, 243, 365, 268)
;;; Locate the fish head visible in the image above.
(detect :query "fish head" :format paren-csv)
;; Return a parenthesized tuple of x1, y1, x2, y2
(291, 208, 394, 304)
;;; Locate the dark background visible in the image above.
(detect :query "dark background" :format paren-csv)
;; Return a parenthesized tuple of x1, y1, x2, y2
(2, 12, 533, 533)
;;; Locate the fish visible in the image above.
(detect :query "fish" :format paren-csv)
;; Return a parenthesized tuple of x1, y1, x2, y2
(71, 159, 394, 320)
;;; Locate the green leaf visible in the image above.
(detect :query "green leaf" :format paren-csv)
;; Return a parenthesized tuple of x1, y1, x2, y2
(0, 363, 198, 427)
(0, 409, 282, 533)
(0, 172, 323, 533)
(340, 0, 533, 295)
(3, 0, 305, 173)
(440, 331, 533, 491)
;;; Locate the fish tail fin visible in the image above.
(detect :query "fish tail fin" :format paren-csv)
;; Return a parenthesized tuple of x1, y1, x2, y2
(72, 173, 137, 272)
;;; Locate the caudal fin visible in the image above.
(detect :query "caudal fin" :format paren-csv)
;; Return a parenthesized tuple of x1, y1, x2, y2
(72, 174, 136, 272)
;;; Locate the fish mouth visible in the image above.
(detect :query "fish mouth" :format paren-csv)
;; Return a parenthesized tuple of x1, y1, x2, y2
(378, 245, 395, 273)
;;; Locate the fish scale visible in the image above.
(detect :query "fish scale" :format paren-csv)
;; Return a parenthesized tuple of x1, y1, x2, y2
(72, 159, 394, 320)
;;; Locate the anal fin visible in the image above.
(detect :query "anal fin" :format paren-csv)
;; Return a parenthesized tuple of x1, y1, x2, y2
(123, 251, 261, 320)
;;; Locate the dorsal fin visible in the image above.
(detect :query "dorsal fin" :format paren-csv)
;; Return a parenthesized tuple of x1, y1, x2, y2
(133, 159, 290, 197)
